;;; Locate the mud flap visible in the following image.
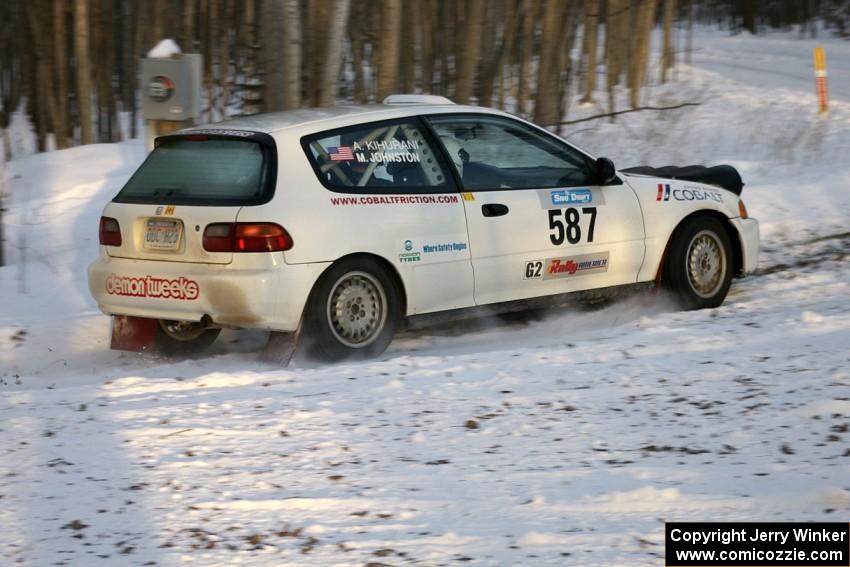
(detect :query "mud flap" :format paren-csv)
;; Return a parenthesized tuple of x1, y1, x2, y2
(262, 321, 302, 366)
(110, 315, 158, 352)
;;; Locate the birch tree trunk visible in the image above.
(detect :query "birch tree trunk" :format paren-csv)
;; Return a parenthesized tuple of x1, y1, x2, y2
(74, 0, 94, 145)
(319, 0, 350, 106)
(516, 0, 537, 116)
(581, 0, 599, 102)
(281, 0, 302, 109)
(629, 0, 657, 109)
(660, 0, 677, 83)
(497, 0, 518, 109)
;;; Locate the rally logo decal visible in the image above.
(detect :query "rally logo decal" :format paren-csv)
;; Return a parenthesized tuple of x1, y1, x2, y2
(105, 274, 200, 300)
(524, 252, 610, 280)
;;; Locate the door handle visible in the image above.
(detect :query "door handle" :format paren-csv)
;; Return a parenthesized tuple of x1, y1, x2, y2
(481, 203, 509, 217)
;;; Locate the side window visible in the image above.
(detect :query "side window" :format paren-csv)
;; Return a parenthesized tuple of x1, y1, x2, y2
(302, 119, 454, 193)
(427, 115, 595, 190)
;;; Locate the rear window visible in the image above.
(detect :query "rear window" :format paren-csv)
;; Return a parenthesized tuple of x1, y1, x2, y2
(114, 137, 275, 206)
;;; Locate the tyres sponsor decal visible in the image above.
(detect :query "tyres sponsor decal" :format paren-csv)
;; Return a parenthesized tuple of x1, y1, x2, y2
(538, 188, 605, 209)
(524, 252, 609, 280)
(657, 183, 724, 203)
(105, 274, 199, 300)
(398, 236, 469, 264)
(423, 242, 468, 254)
(330, 194, 459, 206)
(398, 239, 421, 263)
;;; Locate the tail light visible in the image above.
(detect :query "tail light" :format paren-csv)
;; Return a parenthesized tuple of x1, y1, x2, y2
(99, 216, 122, 246)
(203, 223, 293, 253)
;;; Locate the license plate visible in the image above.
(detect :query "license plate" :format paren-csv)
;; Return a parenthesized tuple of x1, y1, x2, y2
(144, 219, 182, 251)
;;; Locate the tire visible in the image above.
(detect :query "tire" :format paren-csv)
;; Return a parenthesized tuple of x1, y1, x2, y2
(303, 257, 401, 362)
(663, 216, 733, 310)
(156, 320, 221, 357)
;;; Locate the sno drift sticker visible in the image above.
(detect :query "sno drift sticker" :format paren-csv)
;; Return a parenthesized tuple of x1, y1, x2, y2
(538, 188, 605, 209)
(551, 188, 593, 205)
(105, 274, 199, 300)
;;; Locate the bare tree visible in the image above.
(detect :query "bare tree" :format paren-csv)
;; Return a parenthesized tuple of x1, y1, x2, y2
(183, 0, 196, 51)
(376, 0, 401, 100)
(350, 2, 367, 102)
(516, 0, 537, 115)
(628, 0, 657, 109)
(419, 0, 435, 93)
(400, 0, 416, 93)
(281, 0, 302, 109)
(52, 1, 70, 148)
(581, 0, 600, 102)
(496, 0, 518, 109)
(319, 0, 350, 106)
(74, 0, 93, 145)
(454, 0, 484, 104)
(534, 0, 566, 126)
(660, 0, 677, 83)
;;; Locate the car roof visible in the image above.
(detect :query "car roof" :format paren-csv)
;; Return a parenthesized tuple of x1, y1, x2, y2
(185, 102, 512, 136)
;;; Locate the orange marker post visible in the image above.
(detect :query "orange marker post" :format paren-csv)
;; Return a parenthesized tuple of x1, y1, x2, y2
(814, 47, 828, 114)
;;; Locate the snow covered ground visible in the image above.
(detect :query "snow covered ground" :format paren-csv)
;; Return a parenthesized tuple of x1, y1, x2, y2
(2, 27, 850, 566)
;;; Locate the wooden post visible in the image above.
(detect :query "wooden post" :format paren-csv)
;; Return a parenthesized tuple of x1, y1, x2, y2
(814, 47, 828, 114)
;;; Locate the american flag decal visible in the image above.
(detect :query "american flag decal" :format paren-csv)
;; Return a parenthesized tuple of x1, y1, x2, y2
(329, 146, 354, 161)
(656, 183, 671, 201)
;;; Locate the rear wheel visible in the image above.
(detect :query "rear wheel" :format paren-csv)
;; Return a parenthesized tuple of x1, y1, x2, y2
(156, 320, 221, 356)
(304, 258, 401, 362)
(663, 216, 733, 310)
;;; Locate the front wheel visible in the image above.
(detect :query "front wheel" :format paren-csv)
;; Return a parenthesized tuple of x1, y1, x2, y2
(303, 258, 401, 362)
(663, 216, 733, 310)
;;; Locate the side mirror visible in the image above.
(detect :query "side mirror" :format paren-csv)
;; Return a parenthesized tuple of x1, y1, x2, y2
(596, 157, 617, 185)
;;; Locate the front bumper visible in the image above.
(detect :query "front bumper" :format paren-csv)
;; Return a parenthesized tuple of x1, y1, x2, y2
(88, 252, 329, 331)
(732, 217, 760, 275)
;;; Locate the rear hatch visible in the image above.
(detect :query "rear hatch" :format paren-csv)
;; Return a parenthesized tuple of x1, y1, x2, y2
(105, 130, 277, 264)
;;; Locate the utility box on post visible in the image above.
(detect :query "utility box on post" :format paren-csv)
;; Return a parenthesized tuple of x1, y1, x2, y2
(140, 44, 202, 150)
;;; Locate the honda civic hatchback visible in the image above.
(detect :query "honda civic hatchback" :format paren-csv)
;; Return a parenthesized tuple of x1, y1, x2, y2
(88, 94, 759, 361)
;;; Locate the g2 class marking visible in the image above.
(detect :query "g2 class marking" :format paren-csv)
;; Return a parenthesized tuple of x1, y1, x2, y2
(524, 260, 543, 279)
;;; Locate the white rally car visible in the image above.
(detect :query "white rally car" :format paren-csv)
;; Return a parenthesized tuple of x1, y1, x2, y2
(88, 95, 759, 361)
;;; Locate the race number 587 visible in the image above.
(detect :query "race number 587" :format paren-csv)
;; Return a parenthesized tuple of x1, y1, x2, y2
(548, 207, 597, 245)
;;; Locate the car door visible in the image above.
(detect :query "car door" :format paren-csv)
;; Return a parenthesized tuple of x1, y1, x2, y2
(425, 113, 646, 306)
